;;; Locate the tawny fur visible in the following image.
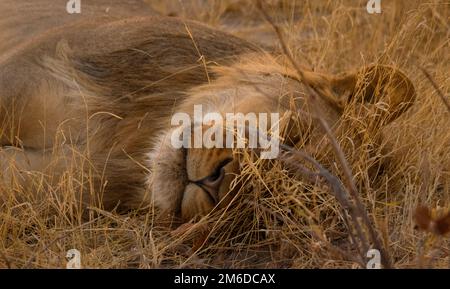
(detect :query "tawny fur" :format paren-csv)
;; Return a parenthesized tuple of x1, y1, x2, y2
(0, 1, 416, 222)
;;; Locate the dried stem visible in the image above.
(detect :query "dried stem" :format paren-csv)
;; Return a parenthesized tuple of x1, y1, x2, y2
(418, 65, 450, 113)
(257, 0, 392, 268)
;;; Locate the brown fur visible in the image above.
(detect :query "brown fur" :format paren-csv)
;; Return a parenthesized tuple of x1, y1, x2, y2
(0, 1, 416, 222)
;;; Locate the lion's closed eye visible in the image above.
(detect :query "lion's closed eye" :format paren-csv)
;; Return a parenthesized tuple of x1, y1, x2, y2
(192, 157, 233, 204)
(196, 158, 233, 184)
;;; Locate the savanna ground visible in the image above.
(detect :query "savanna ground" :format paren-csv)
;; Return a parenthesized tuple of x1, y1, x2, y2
(0, 0, 449, 268)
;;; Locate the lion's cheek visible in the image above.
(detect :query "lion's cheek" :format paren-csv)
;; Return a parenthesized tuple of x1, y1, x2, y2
(181, 183, 215, 221)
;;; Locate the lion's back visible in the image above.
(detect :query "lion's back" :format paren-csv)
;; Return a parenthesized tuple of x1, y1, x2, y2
(0, 0, 155, 56)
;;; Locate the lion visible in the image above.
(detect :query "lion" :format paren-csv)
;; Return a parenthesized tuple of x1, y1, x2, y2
(0, 0, 416, 223)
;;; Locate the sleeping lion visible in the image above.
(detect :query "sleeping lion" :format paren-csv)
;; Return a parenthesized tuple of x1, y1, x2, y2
(0, 1, 415, 223)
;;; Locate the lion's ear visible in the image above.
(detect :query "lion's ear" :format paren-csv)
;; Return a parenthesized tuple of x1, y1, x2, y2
(331, 65, 416, 125)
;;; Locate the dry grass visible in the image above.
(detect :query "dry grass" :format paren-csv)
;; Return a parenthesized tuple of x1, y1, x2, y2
(1, 0, 449, 268)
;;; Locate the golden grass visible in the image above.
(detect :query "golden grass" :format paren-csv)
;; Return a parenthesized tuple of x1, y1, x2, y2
(1, 0, 449, 268)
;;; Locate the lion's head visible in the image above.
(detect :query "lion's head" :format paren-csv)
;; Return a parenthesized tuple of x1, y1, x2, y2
(148, 58, 416, 223)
